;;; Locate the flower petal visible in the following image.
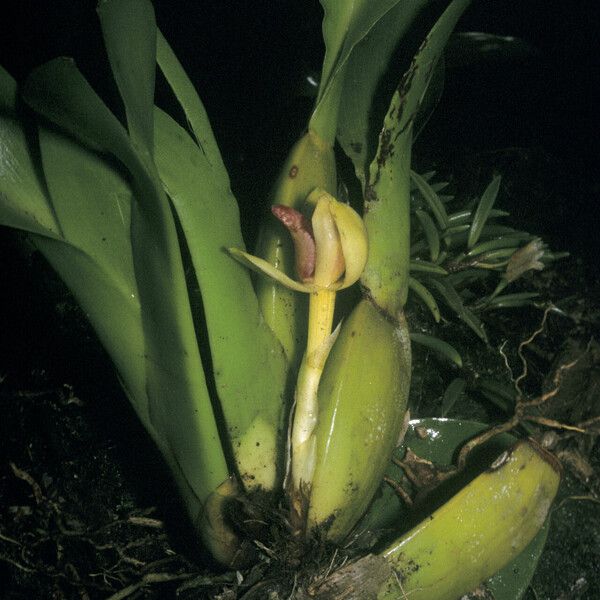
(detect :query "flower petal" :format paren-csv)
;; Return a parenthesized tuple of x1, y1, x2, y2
(329, 200, 368, 289)
(309, 190, 345, 288)
(228, 248, 311, 293)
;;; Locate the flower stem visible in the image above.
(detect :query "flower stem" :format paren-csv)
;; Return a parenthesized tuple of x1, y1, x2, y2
(290, 288, 337, 518)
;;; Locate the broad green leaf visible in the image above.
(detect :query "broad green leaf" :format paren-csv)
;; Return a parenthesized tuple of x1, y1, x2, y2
(22, 58, 229, 505)
(37, 127, 135, 294)
(156, 29, 227, 179)
(362, 0, 471, 316)
(97, 0, 156, 154)
(154, 107, 287, 487)
(23, 58, 138, 164)
(358, 418, 515, 534)
(0, 67, 60, 237)
(358, 419, 551, 600)
(468, 174, 502, 248)
(96, 7, 230, 497)
(327, 0, 432, 179)
(410, 332, 462, 366)
(30, 235, 150, 431)
(28, 236, 221, 522)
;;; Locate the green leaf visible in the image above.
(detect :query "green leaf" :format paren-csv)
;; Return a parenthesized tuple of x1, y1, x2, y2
(448, 207, 509, 225)
(153, 107, 287, 487)
(468, 174, 502, 248)
(466, 235, 523, 257)
(410, 259, 448, 275)
(361, 0, 471, 316)
(30, 235, 149, 429)
(31, 239, 220, 526)
(480, 225, 534, 239)
(156, 29, 228, 179)
(358, 418, 514, 533)
(37, 127, 135, 293)
(22, 57, 229, 505)
(0, 67, 61, 237)
(408, 277, 441, 322)
(484, 292, 540, 309)
(427, 277, 488, 342)
(415, 209, 440, 261)
(323, 0, 432, 177)
(410, 333, 462, 367)
(411, 169, 449, 230)
(97, 0, 157, 154)
(440, 377, 466, 417)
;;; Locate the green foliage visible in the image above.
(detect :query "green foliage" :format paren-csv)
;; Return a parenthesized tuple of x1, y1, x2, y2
(407, 170, 564, 343)
(0, 0, 562, 594)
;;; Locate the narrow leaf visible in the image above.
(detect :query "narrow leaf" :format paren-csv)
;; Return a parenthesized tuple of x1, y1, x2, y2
(408, 276, 441, 322)
(410, 333, 463, 367)
(411, 169, 449, 229)
(441, 377, 467, 417)
(428, 277, 488, 342)
(466, 235, 523, 257)
(485, 292, 540, 309)
(468, 174, 502, 248)
(410, 259, 448, 275)
(448, 207, 509, 225)
(415, 209, 440, 261)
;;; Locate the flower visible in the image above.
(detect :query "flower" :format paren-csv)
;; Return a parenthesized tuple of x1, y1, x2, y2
(505, 238, 545, 283)
(229, 189, 368, 292)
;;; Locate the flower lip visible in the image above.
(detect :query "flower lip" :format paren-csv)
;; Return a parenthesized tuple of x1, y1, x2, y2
(271, 205, 316, 282)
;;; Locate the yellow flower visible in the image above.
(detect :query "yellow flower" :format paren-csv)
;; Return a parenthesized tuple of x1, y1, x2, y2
(229, 189, 367, 293)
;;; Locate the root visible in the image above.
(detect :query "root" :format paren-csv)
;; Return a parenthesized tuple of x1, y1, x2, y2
(458, 305, 594, 469)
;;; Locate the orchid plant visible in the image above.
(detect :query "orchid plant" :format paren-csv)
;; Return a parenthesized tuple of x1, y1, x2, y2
(0, 0, 563, 597)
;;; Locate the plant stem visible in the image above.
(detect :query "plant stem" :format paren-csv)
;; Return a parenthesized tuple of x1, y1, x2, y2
(290, 289, 337, 510)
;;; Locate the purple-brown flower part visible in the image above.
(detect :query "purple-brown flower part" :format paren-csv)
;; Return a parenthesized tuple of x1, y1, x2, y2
(272, 205, 316, 282)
